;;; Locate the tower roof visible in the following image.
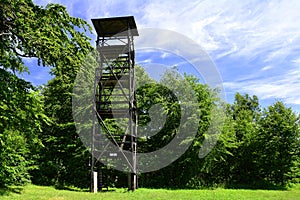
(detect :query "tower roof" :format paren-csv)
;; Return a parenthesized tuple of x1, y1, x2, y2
(91, 16, 139, 37)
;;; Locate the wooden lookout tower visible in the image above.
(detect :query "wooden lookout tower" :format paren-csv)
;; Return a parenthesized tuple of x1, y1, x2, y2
(90, 16, 139, 192)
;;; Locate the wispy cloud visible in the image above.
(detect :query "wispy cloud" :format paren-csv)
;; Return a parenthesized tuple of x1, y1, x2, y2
(34, 0, 300, 61)
(31, 0, 300, 111)
(137, 59, 152, 64)
(161, 52, 170, 59)
(292, 58, 300, 65)
(139, 0, 300, 63)
(261, 65, 273, 71)
(224, 67, 300, 105)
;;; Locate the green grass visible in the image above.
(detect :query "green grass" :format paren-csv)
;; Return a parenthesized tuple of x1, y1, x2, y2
(0, 184, 299, 200)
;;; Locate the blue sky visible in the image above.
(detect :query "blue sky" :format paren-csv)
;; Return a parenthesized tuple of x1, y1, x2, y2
(23, 0, 300, 113)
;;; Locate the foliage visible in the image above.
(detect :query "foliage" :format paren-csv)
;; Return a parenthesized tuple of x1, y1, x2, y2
(34, 37, 92, 187)
(257, 101, 300, 185)
(228, 93, 261, 185)
(183, 93, 300, 188)
(35, 73, 91, 187)
(1, 0, 91, 73)
(0, 69, 48, 187)
(198, 104, 238, 187)
(0, 0, 92, 187)
(137, 70, 215, 188)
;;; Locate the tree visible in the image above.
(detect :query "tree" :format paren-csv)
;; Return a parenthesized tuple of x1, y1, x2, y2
(1, 0, 91, 73)
(137, 70, 216, 188)
(199, 103, 238, 187)
(257, 101, 300, 186)
(1, 0, 92, 187)
(0, 69, 49, 187)
(228, 93, 261, 186)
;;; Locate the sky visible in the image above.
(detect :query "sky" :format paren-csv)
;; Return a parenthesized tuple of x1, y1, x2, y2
(23, 0, 300, 113)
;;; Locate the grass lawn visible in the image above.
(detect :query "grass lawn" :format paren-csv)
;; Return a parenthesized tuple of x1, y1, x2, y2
(0, 184, 299, 200)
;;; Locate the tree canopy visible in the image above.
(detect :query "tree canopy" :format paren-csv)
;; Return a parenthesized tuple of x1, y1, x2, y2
(1, 0, 92, 73)
(0, 69, 48, 187)
(0, 0, 92, 187)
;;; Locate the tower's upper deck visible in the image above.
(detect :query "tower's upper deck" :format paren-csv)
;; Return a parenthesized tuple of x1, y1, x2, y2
(92, 16, 139, 37)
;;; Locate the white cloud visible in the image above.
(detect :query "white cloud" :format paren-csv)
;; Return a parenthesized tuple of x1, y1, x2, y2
(292, 58, 300, 65)
(34, 0, 300, 62)
(136, 0, 300, 62)
(161, 52, 170, 59)
(31, 0, 300, 109)
(224, 67, 300, 105)
(261, 65, 273, 71)
(137, 59, 152, 64)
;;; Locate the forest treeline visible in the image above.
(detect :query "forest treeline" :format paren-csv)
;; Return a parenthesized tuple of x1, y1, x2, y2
(1, 0, 299, 189)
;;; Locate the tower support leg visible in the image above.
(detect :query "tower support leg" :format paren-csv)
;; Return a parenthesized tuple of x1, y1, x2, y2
(128, 173, 137, 191)
(91, 171, 98, 193)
